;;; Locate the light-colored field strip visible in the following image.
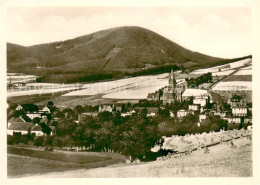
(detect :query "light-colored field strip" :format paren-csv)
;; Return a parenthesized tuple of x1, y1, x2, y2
(233, 69, 252, 75)
(212, 81, 252, 91)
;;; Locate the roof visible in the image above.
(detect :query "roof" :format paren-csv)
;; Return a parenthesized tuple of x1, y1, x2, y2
(40, 117, 48, 123)
(8, 122, 33, 131)
(8, 117, 25, 123)
(31, 124, 42, 131)
(182, 89, 208, 97)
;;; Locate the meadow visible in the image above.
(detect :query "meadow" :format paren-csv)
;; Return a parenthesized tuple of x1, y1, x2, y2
(8, 146, 126, 177)
(24, 136, 252, 177)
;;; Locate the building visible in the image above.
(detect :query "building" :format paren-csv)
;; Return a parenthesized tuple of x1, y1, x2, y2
(147, 91, 160, 101)
(223, 116, 241, 124)
(7, 122, 33, 135)
(213, 111, 226, 118)
(26, 112, 42, 120)
(228, 94, 247, 108)
(15, 105, 23, 111)
(99, 104, 114, 112)
(189, 104, 200, 111)
(182, 89, 208, 101)
(8, 117, 26, 127)
(162, 70, 186, 105)
(244, 117, 252, 124)
(232, 107, 247, 117)
(177, 109, 189, 118)
(40, 106, 51, 114)
(199, 114, 207, 122)
(31, 124, 44, 136)
(193, 95, 209, 107)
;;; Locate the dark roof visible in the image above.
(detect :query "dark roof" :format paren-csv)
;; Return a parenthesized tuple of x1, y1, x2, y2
(8, 117, 25, 123)
(8, 122, 33, 131)
(31, 124, 42, 131)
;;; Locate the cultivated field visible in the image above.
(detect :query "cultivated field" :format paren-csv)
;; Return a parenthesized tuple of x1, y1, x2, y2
(191, 58, 252, 75)
(24, 136, 252, 177)
(63, 73, 169, 99)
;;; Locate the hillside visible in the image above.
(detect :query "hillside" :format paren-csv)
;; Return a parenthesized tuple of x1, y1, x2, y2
(7, 26, 225, 83)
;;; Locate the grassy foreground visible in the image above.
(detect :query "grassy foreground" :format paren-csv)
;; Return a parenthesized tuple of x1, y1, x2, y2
(24, 136, 252, 177)
(7, 146, 126, 177)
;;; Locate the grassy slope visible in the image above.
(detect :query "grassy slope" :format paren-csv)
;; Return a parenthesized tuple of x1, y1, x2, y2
(7, 146, 126, 177)
(25, 137, 252, 177)
(7, 26, 222, 83)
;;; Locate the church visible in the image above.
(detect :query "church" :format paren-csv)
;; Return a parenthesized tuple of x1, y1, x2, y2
(162, 70, 187, 105)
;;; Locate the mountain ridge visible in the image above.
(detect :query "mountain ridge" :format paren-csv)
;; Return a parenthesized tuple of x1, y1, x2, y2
(7, 26, 249, 83)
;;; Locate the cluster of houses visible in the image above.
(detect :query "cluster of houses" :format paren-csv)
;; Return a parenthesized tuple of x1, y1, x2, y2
(7, 105, 54, 136)
(147, 69, 252, 127)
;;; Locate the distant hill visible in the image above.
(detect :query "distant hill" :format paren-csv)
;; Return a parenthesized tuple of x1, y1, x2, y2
(6, 26, 250, 83)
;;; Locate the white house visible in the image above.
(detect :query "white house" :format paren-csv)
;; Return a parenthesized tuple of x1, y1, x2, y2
(232, 107, 247, 117)
(199, 114, 207, 122)
(147, 112, 156, 117)
(189, 104, 200, 111)
(40, 106, 51, 113)
(8, 117, 25, 127)
(177, 109, 189, 118)
(99, 105, 114, 112)
(15, 105, 23, 111)
(193, 96, 208, 107)
(7, 122, 33, 135)
(26, 112, 42, 120)
(223, 117, 241, 124)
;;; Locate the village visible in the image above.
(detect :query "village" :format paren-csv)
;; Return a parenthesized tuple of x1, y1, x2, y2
(7, 69, 252, 156)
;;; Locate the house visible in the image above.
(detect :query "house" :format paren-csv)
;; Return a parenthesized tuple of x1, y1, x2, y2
(40, 117, 49, 124)
(223, 116, 241, 124)
(26, 112, 42, 120)
(121, 110, 136, 117)
(7, 122, 33, 135)
(232, 107, 247, 117)
(177, 109, 189, 118)
(15, 104, 23, 111)
(244, 117, 252, 124)
(99, 104, 114, 112)
(31, 124, 44, 136)
(8, 117, 26, 127)
(147, 92, 160, 101)
(182, 89, 208, 101)
(170, 111, 174, 118)
(40, 106, 51, 113)
(228, 94, 247, 108)
(199, 114, 207, 122)
(193, 95, 209, 107)
(189, 104, 200, 111)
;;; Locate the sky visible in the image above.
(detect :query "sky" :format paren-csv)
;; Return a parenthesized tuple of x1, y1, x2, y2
(6, 6, 251, 58)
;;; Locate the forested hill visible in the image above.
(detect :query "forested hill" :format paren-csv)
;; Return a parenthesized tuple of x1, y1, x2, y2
(7, 26, 245, 83)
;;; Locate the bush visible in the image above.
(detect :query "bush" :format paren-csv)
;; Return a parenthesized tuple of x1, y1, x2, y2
(34, 136, 45, 147)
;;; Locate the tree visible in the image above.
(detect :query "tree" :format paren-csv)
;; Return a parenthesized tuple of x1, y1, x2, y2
(33, 117, 41, 124)
(21, 104, 39, 112)
(47, 101, 54, 106)
(34, 136, 44, 147)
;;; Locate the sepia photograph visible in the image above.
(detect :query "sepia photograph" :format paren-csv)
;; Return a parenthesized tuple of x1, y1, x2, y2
(1, 0, 260, 183)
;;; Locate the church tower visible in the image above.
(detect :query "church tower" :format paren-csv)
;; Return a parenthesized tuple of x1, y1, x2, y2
(168, 69, 176, 92)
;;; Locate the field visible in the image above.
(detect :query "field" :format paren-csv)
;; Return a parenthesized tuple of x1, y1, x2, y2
(8, 83, 83, 97)
(191, 58, 252, 75)
(210, 60, 252, 102)
(24, 136, 252, 177)
(7, 146, 126, 177)
(63, 73, 169, 99)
